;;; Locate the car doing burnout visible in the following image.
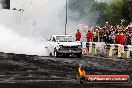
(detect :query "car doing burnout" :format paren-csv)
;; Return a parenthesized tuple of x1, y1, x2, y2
(46, 35, 82, 57)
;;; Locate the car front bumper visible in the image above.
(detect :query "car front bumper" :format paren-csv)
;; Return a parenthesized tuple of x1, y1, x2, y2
(58, 49, 82, 54)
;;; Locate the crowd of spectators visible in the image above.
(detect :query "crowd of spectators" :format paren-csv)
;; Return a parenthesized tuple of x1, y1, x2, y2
(76, 22, 132, 45)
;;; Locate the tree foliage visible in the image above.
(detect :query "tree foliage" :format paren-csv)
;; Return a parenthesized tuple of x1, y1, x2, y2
(106, 0, 132, 25)
(68, 0, 132, 25)
(121, 0, 132, 24)
(106, 0, 124, 25)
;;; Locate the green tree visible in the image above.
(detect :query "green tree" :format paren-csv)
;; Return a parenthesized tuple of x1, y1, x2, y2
(121, 0, 132, 24)
(106, 0, 132, 25)
(106, 0, 124, 25)
(68, 0, 132, 25)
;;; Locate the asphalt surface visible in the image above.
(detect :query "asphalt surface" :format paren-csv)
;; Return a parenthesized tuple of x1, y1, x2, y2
(0, 52, 132, 88)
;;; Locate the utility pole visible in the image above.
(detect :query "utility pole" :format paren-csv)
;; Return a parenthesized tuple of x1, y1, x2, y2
(65, 0, 68, 35)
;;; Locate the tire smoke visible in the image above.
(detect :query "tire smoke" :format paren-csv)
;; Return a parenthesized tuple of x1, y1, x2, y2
(0, 24, 49, 56)
(0, 0, 66, 56)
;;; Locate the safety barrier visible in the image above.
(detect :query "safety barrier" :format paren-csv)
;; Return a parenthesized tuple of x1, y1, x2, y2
(104, 44, 132, 59)
(82, 42, 105, 56)
(105, 44, 122, 58)
(82, 42, 132, 59)
(82, 42, 88, 56)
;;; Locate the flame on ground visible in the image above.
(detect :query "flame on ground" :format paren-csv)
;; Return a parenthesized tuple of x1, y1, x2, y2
(78, 65, 86, 76)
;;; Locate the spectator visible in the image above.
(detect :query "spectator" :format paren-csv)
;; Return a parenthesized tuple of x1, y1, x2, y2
(103, 31, 109, 43)
(93, 29, 99, 42)
(120, 31, 125, 45)
(82, 22, 132, 45)
(131, 33, 132, 45)
(99, 28, 104, 42)
(126, 33, 131, 45)
(86, 31, 92, 42)
(108, 32, 114, 44)
(75, 29, 81, 41)
(115, 31, 121, 44)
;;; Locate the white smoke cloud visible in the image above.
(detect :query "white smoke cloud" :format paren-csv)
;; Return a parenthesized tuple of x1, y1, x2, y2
(32, 0, 66, 38)
(0, 24, 49, 56)
(0, 0, 90, 55)
(0, 0, 67, 56)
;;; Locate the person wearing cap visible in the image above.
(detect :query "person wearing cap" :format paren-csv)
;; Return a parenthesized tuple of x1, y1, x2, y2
(75, 30, 81, 41)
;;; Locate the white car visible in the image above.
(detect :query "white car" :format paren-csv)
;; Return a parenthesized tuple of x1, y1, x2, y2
(46, 35, 82, 57)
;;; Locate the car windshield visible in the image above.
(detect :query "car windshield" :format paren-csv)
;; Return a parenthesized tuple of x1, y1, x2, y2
(56, 36, 75, 42)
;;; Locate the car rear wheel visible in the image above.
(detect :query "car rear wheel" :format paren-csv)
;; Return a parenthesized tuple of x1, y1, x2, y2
(54, 48, 59, 58)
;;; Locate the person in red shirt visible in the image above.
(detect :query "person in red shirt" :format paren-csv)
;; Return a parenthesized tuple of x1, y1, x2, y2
(75, 30, 81, 41)
(120, 32, 125, 45)
(115, 31, 121, 44)
(86, 31, 92, 42)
